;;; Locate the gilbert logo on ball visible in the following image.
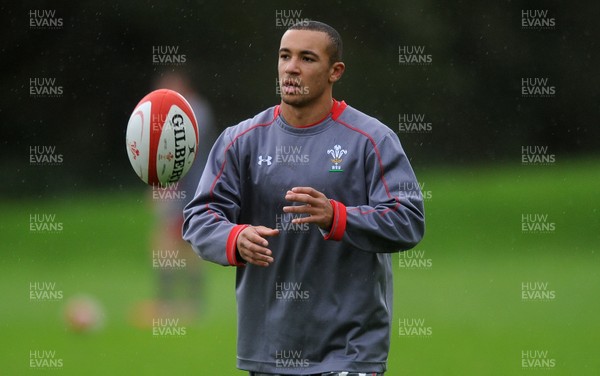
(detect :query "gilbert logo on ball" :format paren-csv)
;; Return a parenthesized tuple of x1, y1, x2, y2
(126, 89, 199, 186)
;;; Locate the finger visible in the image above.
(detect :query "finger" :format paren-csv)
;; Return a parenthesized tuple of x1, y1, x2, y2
(244, 232, 270, 247)
(289, 215, 322, 224)
(242, 227, 274, 247)
(240, 236, 273, 257)
(290, 187, 322, 197)
(253, 226, 280, 238)
(239, 245, 274, 266)
(243, 248, 274, 264)
(282, 203, 316, 213)
(241, 252, 271, 267)
(237, 227, 276, 266)
(285, 192, 320, 206)
(248, 259, 270, 267)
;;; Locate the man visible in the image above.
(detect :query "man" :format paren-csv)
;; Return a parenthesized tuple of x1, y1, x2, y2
(149, 71, 218, 321)
(183, 21, 425, 376)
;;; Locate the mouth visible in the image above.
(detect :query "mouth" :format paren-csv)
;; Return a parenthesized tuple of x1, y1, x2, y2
(281, 78, 303, 95)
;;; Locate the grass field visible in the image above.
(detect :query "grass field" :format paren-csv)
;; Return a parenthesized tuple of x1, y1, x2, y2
(1, 159, 599, 375)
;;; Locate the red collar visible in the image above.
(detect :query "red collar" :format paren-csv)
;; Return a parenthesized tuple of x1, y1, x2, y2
(274, 99, 347, 127)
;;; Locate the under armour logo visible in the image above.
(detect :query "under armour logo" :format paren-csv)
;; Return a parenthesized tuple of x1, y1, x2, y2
(258, 155, 272, 166)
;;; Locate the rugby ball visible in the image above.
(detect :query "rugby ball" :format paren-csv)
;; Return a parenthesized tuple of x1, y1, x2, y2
(64, 295, 105, 333)
(126, 89, 199, 186)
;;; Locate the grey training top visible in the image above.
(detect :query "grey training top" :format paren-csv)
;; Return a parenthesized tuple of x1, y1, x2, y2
(183, 100, 425, 374)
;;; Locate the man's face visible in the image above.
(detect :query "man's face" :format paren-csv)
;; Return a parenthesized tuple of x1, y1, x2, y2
(278, 29, 334, 107)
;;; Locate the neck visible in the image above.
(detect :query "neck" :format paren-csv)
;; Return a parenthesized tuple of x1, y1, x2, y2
(280, 96, 334, 127)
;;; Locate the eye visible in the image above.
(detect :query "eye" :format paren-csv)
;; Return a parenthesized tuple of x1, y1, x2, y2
(279, 53, 290, 60)
(302, 56, 315, 62)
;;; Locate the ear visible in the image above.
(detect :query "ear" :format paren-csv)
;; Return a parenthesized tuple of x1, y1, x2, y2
(329, 62, 345, 83)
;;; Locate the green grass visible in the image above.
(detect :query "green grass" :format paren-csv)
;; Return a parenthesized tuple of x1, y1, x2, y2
(1, 159, 599, 375)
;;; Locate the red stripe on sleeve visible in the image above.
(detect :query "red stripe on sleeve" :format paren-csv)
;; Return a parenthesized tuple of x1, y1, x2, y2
(226, 224, 249, 266)
(324, 199, 347, 241)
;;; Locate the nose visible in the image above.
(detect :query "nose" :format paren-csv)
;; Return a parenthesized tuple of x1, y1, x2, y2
(284, 56, 300, 75)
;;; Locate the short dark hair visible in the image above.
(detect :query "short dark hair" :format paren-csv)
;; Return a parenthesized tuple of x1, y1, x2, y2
(287, 20, 343, 64)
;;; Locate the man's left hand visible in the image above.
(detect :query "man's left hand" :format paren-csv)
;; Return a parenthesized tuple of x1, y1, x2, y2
(283, 187, 333, 231)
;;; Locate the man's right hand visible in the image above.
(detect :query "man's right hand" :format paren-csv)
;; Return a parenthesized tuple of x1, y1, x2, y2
(237, 226, 280, 267)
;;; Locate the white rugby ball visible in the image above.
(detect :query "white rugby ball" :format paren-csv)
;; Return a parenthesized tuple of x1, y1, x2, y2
(126, 89, 199, 186)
